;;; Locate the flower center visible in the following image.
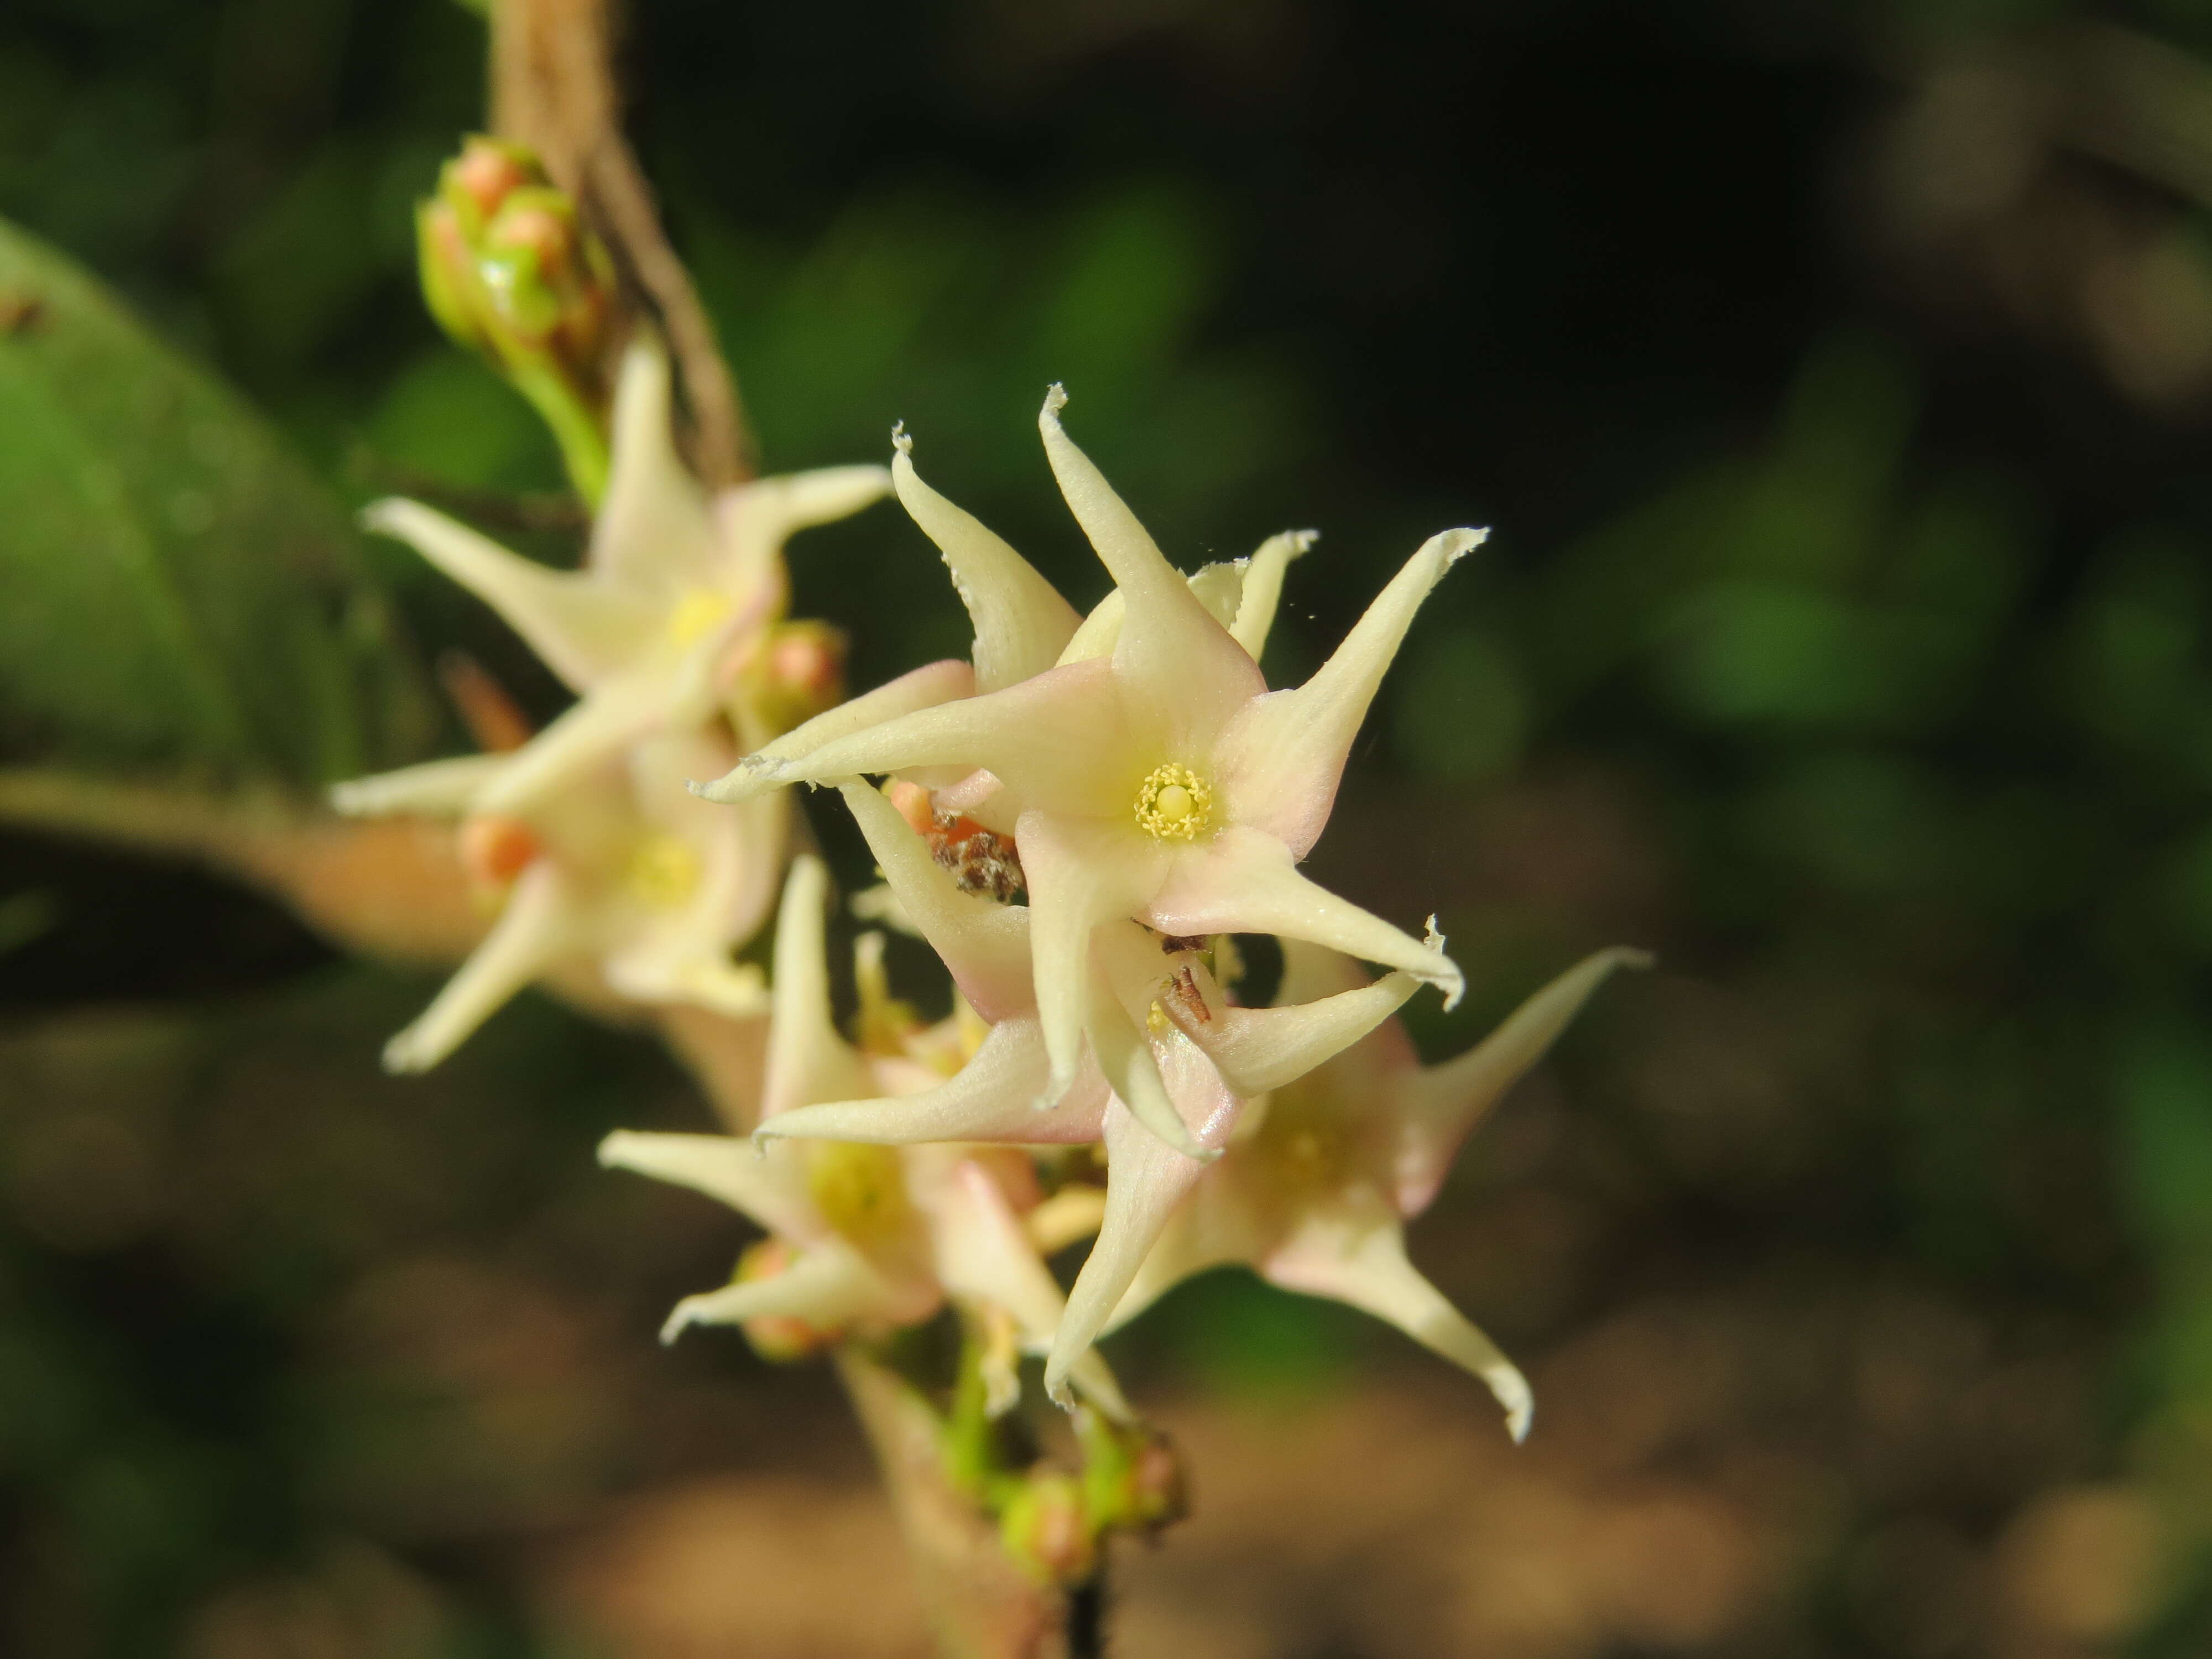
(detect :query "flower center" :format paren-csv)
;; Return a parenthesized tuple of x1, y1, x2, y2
(625, 834, 701, 908)
(1134, 763, 1213, 841)
(667, 587, 733, 646)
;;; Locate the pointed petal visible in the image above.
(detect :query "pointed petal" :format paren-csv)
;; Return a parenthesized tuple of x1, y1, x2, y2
(700, 658, 1126, 816)
(1178, 964, 1421, 1098)
(658, 1238, 890, 1344)
(330, 754, 508, 819)
(762, 856, 874, 1118)
(698, 659, 978, 803)
(469, 669, 680, 817)
(362, 498, 660, 691)
(1266, 1208, 1532, 1441)
(759, 1018, 1108, 1147)
(837, 782, 1032, 1021)
(1044, 1094, 1214, 1406)
(719, 463, 893, 601)
(597, 1128, 822, 1242)
(1038, 388, 1262, 751)
(1394, 946, 1651, 1214)
(1215, 529, 1484, 858)
(591, 340, 719, 592)
(1230, 530, 1314, 661)
(1015, 810, 1168, 1104)
(1147, 826, 1463, 1007)
(929, 1160, 1133, 1419)
(382, 861, 578, 1072)
(893, 431, 1079, 693)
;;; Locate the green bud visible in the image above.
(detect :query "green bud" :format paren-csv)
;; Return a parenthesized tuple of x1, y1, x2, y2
(415, 135, 617, 503)
(999, 1470, 1097, 1587)
(1077, 1408, 1188, 1535)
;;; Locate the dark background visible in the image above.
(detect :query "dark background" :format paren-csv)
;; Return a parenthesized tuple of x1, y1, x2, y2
(3, 1, 2211, 1654)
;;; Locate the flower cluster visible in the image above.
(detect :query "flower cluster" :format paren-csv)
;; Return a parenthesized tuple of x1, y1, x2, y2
(340, 146, 1642, 1594)
(686, 389, 1646, 1432)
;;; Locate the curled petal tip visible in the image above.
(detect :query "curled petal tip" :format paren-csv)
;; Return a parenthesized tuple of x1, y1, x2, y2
(891, 420, 912, 456)
(1498, 1374, 1535, 1443)
(1423, 914, 1447, 954)
(1437, 526, 1490, 567)
(1041, 383, 1068, 421)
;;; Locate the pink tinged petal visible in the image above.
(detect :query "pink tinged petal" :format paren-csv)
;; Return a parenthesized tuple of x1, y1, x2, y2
(837, 782, 1032, 1021)
(1176, 963, 1421, 1098)
(706, 658, 1130, 817)
(1266, 1204, 1533, 1442)
(657, 1238, 895, 1345)
(757, 1018, 1108, 1149)
(1215, 528, 1485, 859)
(328, 754, 509, 819)
(1230, 530, 1315, 661)
(591, 341, 719, 592)
(717, 463, 893, 606)
(1394, 945, 1651, 1217)
(597, 1128, 822, 1243)
(1015, 810, 1169, 1104)
(1147, 826, 1463, 1007)
(928, 1161, 1133, 1420)
(382, 860, 579, 1072)
(361, 499, 660, 691)
(1087, 974, 1214, 1161)
(892, 431, 1080, 692)
(1044, 1094, 1215, 1407)
(761, 857, 875, 1118)
(1037, 388, 1262, 750)
(697, 659, 978, 802)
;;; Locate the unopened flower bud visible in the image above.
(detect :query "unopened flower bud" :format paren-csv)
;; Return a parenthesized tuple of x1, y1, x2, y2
(744, 620, 849, 739)
(458, 815, 542, 890)
(999, 1470, 1097, 1587)
(1077, 1410, 1188, 1535)
(414, 136, 617, 502)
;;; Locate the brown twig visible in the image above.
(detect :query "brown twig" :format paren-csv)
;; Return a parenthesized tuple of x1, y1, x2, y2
(488, 0, 757, 487)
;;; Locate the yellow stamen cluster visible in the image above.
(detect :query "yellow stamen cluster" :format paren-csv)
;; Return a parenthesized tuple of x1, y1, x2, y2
(667, 587, 734, 646)
(625, 834, 702, 908)
(1134, 763, 1213, 841)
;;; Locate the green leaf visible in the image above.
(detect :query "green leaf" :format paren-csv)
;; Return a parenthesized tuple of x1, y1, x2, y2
(0, 216, 435, 785)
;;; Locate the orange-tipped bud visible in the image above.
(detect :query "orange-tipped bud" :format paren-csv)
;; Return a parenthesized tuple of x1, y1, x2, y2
(457, 815, 542, 889)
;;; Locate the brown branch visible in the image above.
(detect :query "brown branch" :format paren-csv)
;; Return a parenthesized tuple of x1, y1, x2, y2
(488, 0, 757, 487)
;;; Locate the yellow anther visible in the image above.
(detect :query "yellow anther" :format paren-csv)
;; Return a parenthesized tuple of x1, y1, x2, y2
(667, 587, 733, 646)
(1134, 763, 1213, 841)
(625, 834, 701, 908)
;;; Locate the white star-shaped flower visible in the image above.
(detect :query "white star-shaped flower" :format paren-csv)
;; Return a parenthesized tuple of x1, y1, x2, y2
(599, 855, 1131, 1416)
(754, 781, 1423, 1405)
(702, 389, 1476, 1128)
(1107, 938, 1650, 1440)
(358, 338, 890, 819)
(335, 724, 782, 1072)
